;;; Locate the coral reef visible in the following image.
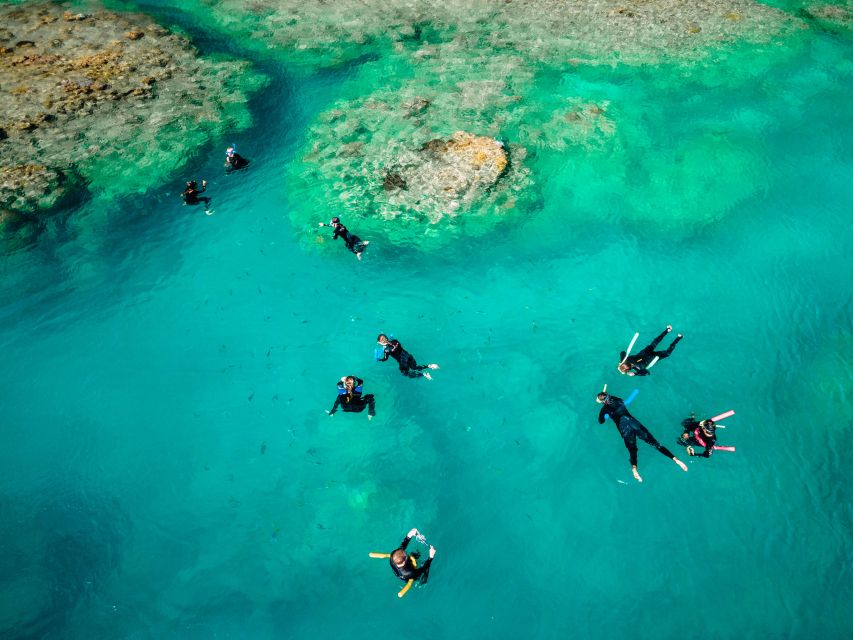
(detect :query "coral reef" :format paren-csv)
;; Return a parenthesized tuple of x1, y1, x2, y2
(262, 0, 804, 247)
(0, 1, 266, 221)
(800, 2, 853, 36)
(189, 0, 801, 69)
(288, 80, 538, 247)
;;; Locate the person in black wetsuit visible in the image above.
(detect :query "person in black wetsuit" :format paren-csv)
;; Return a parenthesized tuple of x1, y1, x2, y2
(327, 375, 375, 420)
(318, 216, 369, 260)
(678, 415, 718, 458)
(390, 528, 435, 586)
(377, 334, 439, 380)
(182, 179, 210, 207)
(617, 325, 683, 376)
(224, 146, 249, 172)
(596, 391, 688, 482)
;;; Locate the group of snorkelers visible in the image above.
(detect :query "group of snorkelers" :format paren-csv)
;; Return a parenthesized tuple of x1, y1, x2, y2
(326, 335, 439, 419)
(597, 325, 736, 483)
(181, 145, 250, 212)
(178, 174, 737, 593)
(325, 333, 439, 596)
(180, 155, 432, 595)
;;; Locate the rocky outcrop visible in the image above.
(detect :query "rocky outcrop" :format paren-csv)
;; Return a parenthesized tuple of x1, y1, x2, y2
(393, 132, 508, 216)
(0, 2, 265, 222)
(288, 83, 536, 248)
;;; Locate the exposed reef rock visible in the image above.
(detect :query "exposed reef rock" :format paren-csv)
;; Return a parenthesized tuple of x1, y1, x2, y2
(289, 87, 538, 247)
(0, 1, 266, 222)
(401, 132, 509, 218)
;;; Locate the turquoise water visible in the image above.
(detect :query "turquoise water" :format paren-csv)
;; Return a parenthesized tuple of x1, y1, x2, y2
(1, 1, 852, 638)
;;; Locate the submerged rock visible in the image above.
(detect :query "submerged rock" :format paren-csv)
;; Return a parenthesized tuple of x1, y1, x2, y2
(800, 3, 853, 36)
(403, 132, 508, 212)
(183, 0, 803, 69)
(0, 1, 266, 223)
(288, 85, 537, 248)
(0, 164, 77, 214)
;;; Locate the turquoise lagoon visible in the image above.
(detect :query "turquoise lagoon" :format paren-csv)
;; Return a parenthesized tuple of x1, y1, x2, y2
(0, 1, 851, 638)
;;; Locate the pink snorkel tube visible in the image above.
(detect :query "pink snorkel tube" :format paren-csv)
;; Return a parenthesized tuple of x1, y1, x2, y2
(711, 410, 735, 422)
(695, 409, 737, 452)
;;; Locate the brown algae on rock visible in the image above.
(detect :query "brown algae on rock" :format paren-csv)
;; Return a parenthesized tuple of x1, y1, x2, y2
(0, 1, 266, 221)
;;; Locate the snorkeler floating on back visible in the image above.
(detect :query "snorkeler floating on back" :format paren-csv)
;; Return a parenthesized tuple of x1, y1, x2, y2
(596, 389, 688, 482)
(327, 375, 375, 420)
(617, 325, 683, 376)
(318, 217, 369, 260)
(376, 334, 439, 380)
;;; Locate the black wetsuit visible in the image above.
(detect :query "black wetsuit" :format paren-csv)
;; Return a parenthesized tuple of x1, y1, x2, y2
(620, 328, 682, 376)
(380, 339, 430, 378)
(678, 418, 716, 458)
(330, 221, 364, 254)
(225, 153, 249, 171)
(390, 533, 432, 584)
(182, 182, 210, 206)
(598, 395, 676, 467)
(328, 378, 376, 416)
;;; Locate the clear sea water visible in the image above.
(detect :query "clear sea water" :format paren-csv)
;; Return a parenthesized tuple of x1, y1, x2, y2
(1, 1, 851, 638)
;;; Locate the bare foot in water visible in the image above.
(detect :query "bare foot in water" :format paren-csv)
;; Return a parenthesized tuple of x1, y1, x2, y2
(632, 467, 643, 483)
(675, 458, 688, 472)
(427, 364, 439, 370)
(424, 372, 433, 380)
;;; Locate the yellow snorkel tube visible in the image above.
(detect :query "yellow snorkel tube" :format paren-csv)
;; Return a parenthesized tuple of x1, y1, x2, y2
(369, 551, 417, 598)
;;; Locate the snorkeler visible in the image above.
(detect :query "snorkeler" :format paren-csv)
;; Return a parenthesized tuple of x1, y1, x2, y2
(678, 415, 718, 458)
(224, 145, 249, 172)
(377, 334, 439, 380)
(182, 179, 210, 207)
(678, 411, 736, 457)
(369, 527, 436, 598)
(596, 390, 688, 482)
(617, 325, 683, 376)
(327, 375, 375, 420)
(318, 216, 369, 260)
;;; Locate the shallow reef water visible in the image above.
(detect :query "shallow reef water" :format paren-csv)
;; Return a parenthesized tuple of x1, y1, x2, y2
(0, 1, 851, 639)
(0, 1, 266, 224)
